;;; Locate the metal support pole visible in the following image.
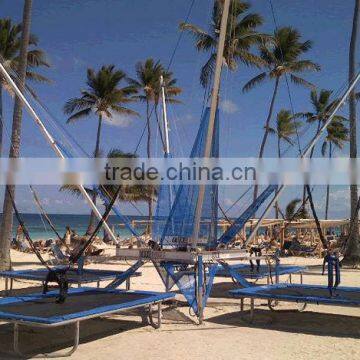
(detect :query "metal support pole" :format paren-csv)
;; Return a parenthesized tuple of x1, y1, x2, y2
(250, 298, 254, 322)
(160, 75, 170, 156)
(197, 255, 204, 324)
(246, 71, 360, 246)
(158, 301, 162, 328)
(275, 256, 280, 284)
(0, 62, 118, 244)
(192, 0, 230, 247)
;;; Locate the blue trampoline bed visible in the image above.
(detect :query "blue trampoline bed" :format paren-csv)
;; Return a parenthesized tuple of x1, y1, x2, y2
(216, 264, 305, 284)
(0, 268, 141, 294)
(0, 287, 175, 357)
(230, 283, 360, 322)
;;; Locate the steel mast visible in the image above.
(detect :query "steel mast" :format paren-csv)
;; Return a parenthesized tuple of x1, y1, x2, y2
(191, 0, 230, 248)
(0, 62, 119, 243)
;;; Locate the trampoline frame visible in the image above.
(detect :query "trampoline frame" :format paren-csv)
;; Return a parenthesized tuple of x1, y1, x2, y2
(216, 264, 305, 285)
(0, 288, 174, 358)
(230, 283, 360, 322)
(0, 268, 141, 295)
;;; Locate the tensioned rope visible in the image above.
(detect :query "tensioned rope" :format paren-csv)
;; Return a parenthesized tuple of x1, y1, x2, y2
(0, 60, 145, 246)
(268, 0, 302, 156)
(134, 0, 196, 154)
(1, 58, 148, 222)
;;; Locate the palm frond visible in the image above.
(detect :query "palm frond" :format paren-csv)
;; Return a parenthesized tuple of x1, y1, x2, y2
(242, 72, 267, 92)
(290, 74, 316, 89)
(64, 97, 93, 115)
(66, 107, 92, 123)
(179, 23, 215, 51)
(200, 53, 217, 88)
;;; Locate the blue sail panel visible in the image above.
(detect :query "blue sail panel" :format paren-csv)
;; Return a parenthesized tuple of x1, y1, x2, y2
(159, 107, 219, 248)
(217, 185, 278, 245)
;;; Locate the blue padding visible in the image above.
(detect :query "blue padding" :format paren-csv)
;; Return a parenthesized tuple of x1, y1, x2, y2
(229, 283, 360, 306)
(217, 185, 278, 245)
(216, 264, 305, 279)
(0, 269, 141, 283)
(0, 288, 175, 325)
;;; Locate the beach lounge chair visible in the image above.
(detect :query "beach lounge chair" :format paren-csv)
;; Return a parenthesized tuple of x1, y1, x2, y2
(230, 283, 360, 322)
(0, 268, 141, 295)
(50, 243, 68, 262)
(0, 287, 175, 357)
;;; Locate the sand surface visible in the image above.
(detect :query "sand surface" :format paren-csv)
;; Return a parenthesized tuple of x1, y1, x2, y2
(0, 249, 359, 359)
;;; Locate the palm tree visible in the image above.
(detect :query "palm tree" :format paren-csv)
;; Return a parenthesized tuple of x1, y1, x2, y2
(301, 90, 348, 157)
(0, 17, 50, 156)
(269, 109, 301, 158)
(300, 89, 349, 210)
(61, 149, 154, 241)
(180, 0, 265, 88)
(64, 65, 138, 235)
(269, 109, 301, 218)
(344, 0, 360, 265)
(243, 27, 320, 199)
(128, 59, 181, 227)
(285, 198, 309, 220)
(0, 0, 33, 270)
(321, 120, 349, 219)
(128, 58, 163, 159)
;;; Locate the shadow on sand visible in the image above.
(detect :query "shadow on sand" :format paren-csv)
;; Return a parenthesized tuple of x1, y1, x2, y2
(207, 306, 360, 339)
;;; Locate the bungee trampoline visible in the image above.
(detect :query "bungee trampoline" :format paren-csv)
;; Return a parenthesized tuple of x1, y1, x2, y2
(230, 283, 360, 322)
(0, 287, 175, 357)
(0, 268, 141, 295)
(216, 264, 305, 284)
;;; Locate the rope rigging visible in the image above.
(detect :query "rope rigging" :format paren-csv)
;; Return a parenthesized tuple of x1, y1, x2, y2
(134, 0, 196, 154)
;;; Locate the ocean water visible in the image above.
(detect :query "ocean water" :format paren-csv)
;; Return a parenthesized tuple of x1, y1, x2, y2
(0, 213, 148, 240)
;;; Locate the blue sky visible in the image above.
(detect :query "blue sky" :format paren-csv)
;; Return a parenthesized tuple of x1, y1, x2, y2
(0, 0, 358, 218)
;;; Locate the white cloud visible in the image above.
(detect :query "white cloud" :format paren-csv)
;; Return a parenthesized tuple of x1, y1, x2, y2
(103, 112, 134, 127)
(220, 99, 239, 114)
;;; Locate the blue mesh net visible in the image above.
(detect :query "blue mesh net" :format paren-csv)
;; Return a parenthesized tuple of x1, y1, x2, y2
(152, 179, 177, 244)
(162, 262, 218, 315)
(154, 107, 219, 249)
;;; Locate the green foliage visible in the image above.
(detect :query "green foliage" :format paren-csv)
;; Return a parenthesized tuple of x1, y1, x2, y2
(285, 198, 309, 220)
(128, 58, 181, 105)
(270, 109, 302, 145)
(64, 64, 138, 123)
(0, 18, 50, 86)
(60, 148, 154, 205)
(180, 0, 265, 87)
(243, 26, 320, 93)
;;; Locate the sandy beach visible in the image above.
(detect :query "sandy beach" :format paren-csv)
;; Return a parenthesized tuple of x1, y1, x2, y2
(0, 250, 358, 360)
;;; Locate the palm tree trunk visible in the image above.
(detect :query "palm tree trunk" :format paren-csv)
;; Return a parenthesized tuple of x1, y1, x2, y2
(0, 0, 33, 270)
(94, 114, 103, 158)
(344, 0, 360, 265)
(324, 142, 332, 220)
(0, 84, 3, 157)
(146, 100, 151, 158)
(274, 135, 281, 219)
(86, 114, 103, 236)
(277, 136, 281, 158)
(253, 77, 280, 202)
(146, 99, 152, 234)
(302, 121, 322, 208)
